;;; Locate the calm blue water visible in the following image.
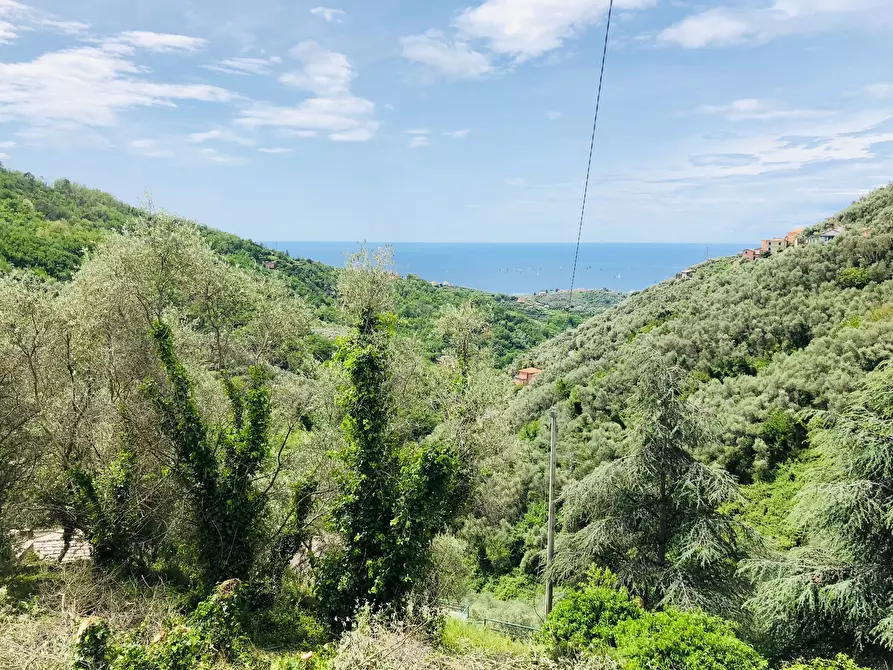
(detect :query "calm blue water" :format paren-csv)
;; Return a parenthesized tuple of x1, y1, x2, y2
(266, 242, 746, 294)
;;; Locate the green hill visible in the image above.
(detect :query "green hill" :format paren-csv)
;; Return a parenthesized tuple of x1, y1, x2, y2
(0, 165, 624, 367)
(501, 183, 893, 504)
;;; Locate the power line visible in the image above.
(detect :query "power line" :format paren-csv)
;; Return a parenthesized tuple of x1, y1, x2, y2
(568, 0, 615, 310)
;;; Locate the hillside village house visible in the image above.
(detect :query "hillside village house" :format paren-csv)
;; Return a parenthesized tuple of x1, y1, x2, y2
(743, 227, 814, 260)
(514, 367, 543, 386)
(785, 228, 805, 246)
(761, 238, 787, 254)
(806, 225, 845, 244)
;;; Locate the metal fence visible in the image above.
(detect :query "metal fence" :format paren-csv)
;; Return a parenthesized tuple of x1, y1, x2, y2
(438, 600, 540, 638)
(472, 617, 540, 638)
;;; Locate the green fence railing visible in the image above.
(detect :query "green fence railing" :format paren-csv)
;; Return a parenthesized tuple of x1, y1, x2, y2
(438, 600, 540, 638)
(473, 617, 540, 638)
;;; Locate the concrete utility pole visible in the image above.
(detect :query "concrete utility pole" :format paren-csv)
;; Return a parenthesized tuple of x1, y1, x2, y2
(545, 407, 558, 616)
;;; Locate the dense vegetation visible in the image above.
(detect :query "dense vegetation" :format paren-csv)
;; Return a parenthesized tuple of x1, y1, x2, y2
(0, 166, 620, 369)
(463, 184, 893, 665)
(516, 289, 626, 318)
(4, 165, 893, 669)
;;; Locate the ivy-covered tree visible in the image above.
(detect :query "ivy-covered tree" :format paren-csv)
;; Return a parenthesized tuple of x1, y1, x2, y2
(63, 448, 159, 571)
(316, 248, 465, 622)
(745, 361, 893, 661)
(554, 354, 752, 614)
(145, 321, 312, 592)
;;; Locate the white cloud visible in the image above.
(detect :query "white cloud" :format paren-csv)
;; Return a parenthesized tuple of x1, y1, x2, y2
(456, 0, 654, 60)
(660, 0, 891, 48)
(258, 147, 293, 153)
(37, 18, 88, 35)
(237, 42, 378, 142)
(0, 0, 29, 18)
(280, 41, 353, 95)
(0, 0, 88, 45)
(402, 0, 653, 77)
(109, 31, 208, 54)
(547, 111, 563, 120)
(0, 44, 237, 129)
(695, 98, 825, 121)
(409, 135, 431, 149)
(619, 109, 893, 191)
(331, 128, 375, 142)
(310, 6, 346, 23)
(206, 57, 279, 76)
(238, 96, 378, 139)
(406, 129, 431, 147)
(186, 127, 255, 146)
(0, 140, 14, 148)
(281, 129, 319, 138)
(129, 138, 174, 158)
(199, 147, 245, 164)
(444, 129, 471, 138)
(401, 30, 493, 79)
(0, 20, 13, 43)
(659, 10, 750, 48)
(862, 83, 893, 100)
(0, 153, 9, 160)
(504, 177, 527, 186)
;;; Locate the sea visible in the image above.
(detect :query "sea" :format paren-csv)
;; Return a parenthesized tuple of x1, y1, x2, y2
(266, 242, 746, 295)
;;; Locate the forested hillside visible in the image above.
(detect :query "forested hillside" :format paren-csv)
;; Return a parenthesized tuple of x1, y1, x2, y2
(0, 166, 622, 367)
(459, 183, 893, 665)
(6, 165, 893, 669)
(511, 184, 893, 480)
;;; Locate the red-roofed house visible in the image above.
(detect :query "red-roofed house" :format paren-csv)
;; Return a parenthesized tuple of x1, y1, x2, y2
(514, 367, 543, 386)
(785, 228, 805, 246)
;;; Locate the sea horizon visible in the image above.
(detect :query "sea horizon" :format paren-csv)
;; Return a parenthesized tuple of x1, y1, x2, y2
(267, 241, 749, 295)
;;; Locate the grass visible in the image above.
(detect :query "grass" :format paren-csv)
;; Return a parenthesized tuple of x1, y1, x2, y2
(0, 561, 584, 670)
(465, 590, 546, 629)
(441, 618, 533, 657)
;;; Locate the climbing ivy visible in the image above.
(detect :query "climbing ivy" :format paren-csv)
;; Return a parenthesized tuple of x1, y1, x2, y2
(316, 251, 465, 623)
(145, 321, 297, 592)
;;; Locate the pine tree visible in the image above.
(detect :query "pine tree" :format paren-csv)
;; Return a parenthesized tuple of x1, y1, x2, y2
(554, 354, 751, 614)
(745, 361, 893, 659)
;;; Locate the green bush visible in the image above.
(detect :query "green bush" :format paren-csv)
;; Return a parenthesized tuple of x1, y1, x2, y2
(72, 579, 254, 670)
(537, 568, 642, 658)
(490, 571, 537, 601)
(248, 572, 328, 650)
(837, 267, 871, 289)
(73, 617, 112, 670)
(614, 610, 767, 670)
(782, 655, 869, 670)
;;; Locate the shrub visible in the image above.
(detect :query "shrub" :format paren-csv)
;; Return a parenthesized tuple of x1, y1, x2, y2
(837, 267, 871, 288)
(73, 616, 112, 670)
(613, 610, 767, 670)
(71, 579, 253, 670)
(537, 568, 642, 658)
(422, 535, 473, 604)
(782, 655, 869, 670)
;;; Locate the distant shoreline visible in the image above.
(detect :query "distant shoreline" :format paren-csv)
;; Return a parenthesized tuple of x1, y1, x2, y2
(267, 241, 745, 294)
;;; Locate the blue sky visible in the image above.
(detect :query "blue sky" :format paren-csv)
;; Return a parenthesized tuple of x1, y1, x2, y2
(1, 0, 892, 243)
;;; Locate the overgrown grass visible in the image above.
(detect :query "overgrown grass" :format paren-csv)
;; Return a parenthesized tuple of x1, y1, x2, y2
(466, 589, 546, 629)
(1, 561, 600, 670)
(441, 618, 532, 657)
(0, 563, 184, 669)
